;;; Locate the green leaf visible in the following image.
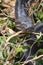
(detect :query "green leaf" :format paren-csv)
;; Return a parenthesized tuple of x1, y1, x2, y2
(40, 2, 43, 6)
(15, 62, 21, 65)
(36, 32, 42, 40)
(0, 36, 5, 44)
(15, 45, 24, 54)
(0, 51, 4, 60)
(36, 59, 43, 65)
(7, 20, 14, 29)
(36, 10, 43, 19)
(0, 20, 5, 24)
(0, 63, 3, 65)
(36, 49, 43, 55)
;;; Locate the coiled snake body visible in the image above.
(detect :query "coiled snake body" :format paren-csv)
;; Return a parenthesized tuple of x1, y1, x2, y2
(15, 0, 43, 64)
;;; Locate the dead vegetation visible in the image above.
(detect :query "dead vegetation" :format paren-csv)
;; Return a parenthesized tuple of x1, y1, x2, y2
(0, 0, 43, 65)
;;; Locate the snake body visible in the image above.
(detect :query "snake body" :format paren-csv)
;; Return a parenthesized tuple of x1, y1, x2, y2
(34, 23, 43, 33)
(15, 0, 43, 32)
(15, 0, 34, 31)
(15, 0, 43, 64)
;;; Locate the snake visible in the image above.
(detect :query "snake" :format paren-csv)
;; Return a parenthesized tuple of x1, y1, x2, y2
(15, 0, 34, 32)
(15, 0, 43, 64)
(15, 0, 43, 32)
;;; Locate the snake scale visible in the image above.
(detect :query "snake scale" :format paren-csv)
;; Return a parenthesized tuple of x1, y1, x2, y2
(15, 0, 43, 65)
(15, 0, 43, 33)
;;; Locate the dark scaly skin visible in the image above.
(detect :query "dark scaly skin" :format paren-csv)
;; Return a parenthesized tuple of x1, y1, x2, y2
(34, 23, 43, 33)
(23, 23, 43, 65)
(15, 0, 34, 31)
(15, 0, 43, 32)
(15, 0, 43, 65)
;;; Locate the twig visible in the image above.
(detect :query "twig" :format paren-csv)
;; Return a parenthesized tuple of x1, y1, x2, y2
(29, 0, 43, 16)
(6, 31, 43, 43)
(32, 32, 43, 36)
(27, 39, 37, 59)
(6, 30, 23, 42)
(4, 49, 15, 65)
(22, 54, 43, 65)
